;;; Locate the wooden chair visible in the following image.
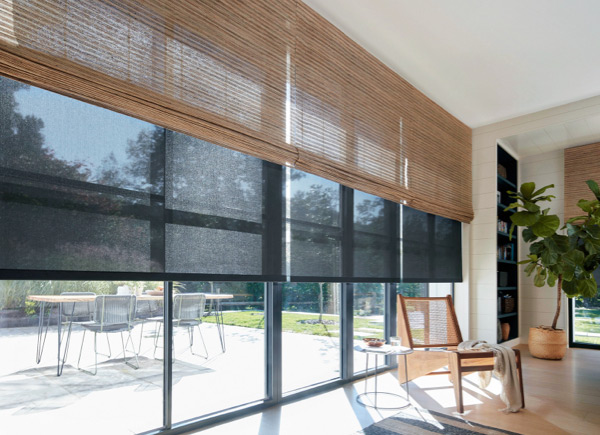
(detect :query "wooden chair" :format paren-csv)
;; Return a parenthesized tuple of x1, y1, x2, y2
(397, 295, 524, 413)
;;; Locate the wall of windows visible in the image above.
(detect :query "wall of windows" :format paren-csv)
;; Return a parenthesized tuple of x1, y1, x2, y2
(0, 75, 462, 434)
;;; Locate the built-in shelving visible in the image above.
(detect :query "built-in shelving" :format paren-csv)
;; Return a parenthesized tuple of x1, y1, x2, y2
(497, 145, 519, 343)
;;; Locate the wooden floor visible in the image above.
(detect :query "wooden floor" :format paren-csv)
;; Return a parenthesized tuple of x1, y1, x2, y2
(197, 345, 600, 435)
(408, 344, 600, 435)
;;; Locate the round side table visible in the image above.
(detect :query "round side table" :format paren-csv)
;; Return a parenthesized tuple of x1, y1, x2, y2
(354, 344, 413, 409)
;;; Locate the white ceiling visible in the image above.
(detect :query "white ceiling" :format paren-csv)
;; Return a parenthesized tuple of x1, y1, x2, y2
(303, 0, 600, 128)
(500, 113, 600, 157)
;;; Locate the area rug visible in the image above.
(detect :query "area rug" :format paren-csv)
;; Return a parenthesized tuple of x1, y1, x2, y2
(356, 409, 522, 434)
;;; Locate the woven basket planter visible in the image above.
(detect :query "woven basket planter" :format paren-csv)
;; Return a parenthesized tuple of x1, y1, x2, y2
(528, 327, 567, 360)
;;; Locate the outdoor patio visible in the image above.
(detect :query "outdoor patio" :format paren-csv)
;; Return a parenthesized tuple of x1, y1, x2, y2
(0, 313, 382, 435)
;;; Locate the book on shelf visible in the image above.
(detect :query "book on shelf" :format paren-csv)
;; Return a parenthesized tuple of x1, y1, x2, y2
(498, 243, 515, 261)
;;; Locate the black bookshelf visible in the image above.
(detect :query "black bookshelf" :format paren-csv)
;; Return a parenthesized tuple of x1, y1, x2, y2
(497, 145, 519, 343)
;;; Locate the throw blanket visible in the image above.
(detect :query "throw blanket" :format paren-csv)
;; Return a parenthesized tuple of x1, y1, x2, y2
(458, 340, 523, 413)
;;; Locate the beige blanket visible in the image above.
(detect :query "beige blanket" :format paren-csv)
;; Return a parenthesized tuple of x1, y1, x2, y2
(457, 340, 523, 413)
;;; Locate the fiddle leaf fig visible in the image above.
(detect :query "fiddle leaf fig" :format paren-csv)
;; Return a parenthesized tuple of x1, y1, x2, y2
(522, 228, 538, 243)
(531, 214, 560, 237)
(506, 180, 600, 330)
(511, 211, 539, 226)
(520, 182, 536, 200)
(586, 180, 600, 200)
(531, 184, 554, 197)
(547, 272, 557, 287)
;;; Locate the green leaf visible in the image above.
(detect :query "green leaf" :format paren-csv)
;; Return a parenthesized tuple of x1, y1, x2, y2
(585, 239, 600, 255)
(562, 278, 577, 296)
(563, 249, 585, 267)
(579, 278, 597, 298)
(562, 264, 575, 281)
(511, 211, 540, 227)
(520, 182, 536, 200)
(587, 180, 600, 200)
(547, 272, 557, 287)
(503, 202, 520, 211)
(529, 241, 545, 256)
(551, 234, 570, 253)
(522, 228, 538, 243)
(531, 214, 560, 238)
(566, 216, 588, 224)
(534, 268, 546, 287)
(531, 184, 554, 198)
(522, 201, 541, 212)
(541, 247, 558, 265)
(577, 199, 597, 213)
(524, 262, 536, 275)
(586, 225, 600, 239)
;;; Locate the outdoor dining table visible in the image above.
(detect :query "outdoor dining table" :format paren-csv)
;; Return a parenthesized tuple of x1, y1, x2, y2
(27, 292, 233, 376)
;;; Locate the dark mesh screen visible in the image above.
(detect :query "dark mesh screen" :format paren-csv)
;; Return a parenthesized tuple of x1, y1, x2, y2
(402, 205, 462, 283)
(287, 170, 341, 278)
(0, 75, 462, 283)
(165, 132, 264, 275)
(353, 190, 397, 280)
(0, 77, 161, 272)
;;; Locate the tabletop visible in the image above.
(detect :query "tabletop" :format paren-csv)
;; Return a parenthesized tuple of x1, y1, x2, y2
(27, 293, 234, 303)
(354, 344, 413, 356)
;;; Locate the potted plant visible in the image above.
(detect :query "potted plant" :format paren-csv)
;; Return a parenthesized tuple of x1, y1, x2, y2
(507, 180, 600, 359)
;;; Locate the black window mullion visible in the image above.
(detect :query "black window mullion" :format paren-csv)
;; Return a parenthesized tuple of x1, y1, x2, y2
(262, 162, 283, 276)
(265, 282, 282, 403)
(341, 282, 354, 379)
(341, 186, 354, 278)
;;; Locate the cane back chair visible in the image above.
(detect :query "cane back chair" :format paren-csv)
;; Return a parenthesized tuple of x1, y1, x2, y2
(397, 295, 524, 413)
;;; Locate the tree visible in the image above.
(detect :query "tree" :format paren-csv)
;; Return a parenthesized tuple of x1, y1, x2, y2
(507, 181, 600, 330)
(0, 78, 89, 180)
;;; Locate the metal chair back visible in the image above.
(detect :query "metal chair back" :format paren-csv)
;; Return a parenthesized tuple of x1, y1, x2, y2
(93, 295, 136, 331)
(173, 293, 206, 321)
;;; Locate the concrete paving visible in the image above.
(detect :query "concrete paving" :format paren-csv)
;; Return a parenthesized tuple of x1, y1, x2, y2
(0, 317, 384, 434)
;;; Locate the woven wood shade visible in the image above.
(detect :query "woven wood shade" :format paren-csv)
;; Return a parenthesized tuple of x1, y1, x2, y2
(0, 0, 473, 223)
(565, 142, 600, 220)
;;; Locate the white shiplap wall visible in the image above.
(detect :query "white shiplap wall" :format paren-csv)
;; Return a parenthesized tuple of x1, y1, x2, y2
(470, 136, 498, 343)
(518, 150, 567, 338)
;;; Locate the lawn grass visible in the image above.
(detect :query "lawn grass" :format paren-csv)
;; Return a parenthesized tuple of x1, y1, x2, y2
(573, 307, 600, 345)
(204, 310, 383, 338)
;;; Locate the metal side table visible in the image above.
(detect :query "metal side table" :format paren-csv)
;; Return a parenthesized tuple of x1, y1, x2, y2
(354, 344, 413, 409)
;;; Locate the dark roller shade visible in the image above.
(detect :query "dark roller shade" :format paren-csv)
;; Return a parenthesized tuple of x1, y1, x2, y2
(0, 75, 463, 284)
(165, 132, 267, 276)
(401, 205, 462, 283)
(0, 77, 162, 273)
(286, 169, 342, 279)
(353, 190, 399, 281)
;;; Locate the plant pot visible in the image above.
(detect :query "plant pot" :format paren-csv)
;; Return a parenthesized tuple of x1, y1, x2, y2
(528, 327, 567, 360)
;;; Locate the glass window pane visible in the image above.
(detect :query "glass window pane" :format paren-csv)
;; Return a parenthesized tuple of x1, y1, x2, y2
(353, 283, 386, 373)
(171, 282, 266, 422)
(282, 282, 341, 392)
(0, 280, 163, 434)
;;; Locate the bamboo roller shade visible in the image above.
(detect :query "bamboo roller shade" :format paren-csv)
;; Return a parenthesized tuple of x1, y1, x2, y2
(0, 0, 473, 223)
(564, 142, 600, 221)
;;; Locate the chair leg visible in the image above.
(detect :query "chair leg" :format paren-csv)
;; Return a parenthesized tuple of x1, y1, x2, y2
(120, 331, 139, 370)
(77, 329, 87, 370)
(188, 325, 208, 358)
(448, 351, 464, 413)
(77, 329, 98, 375)
(153, 322, 162, 359)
